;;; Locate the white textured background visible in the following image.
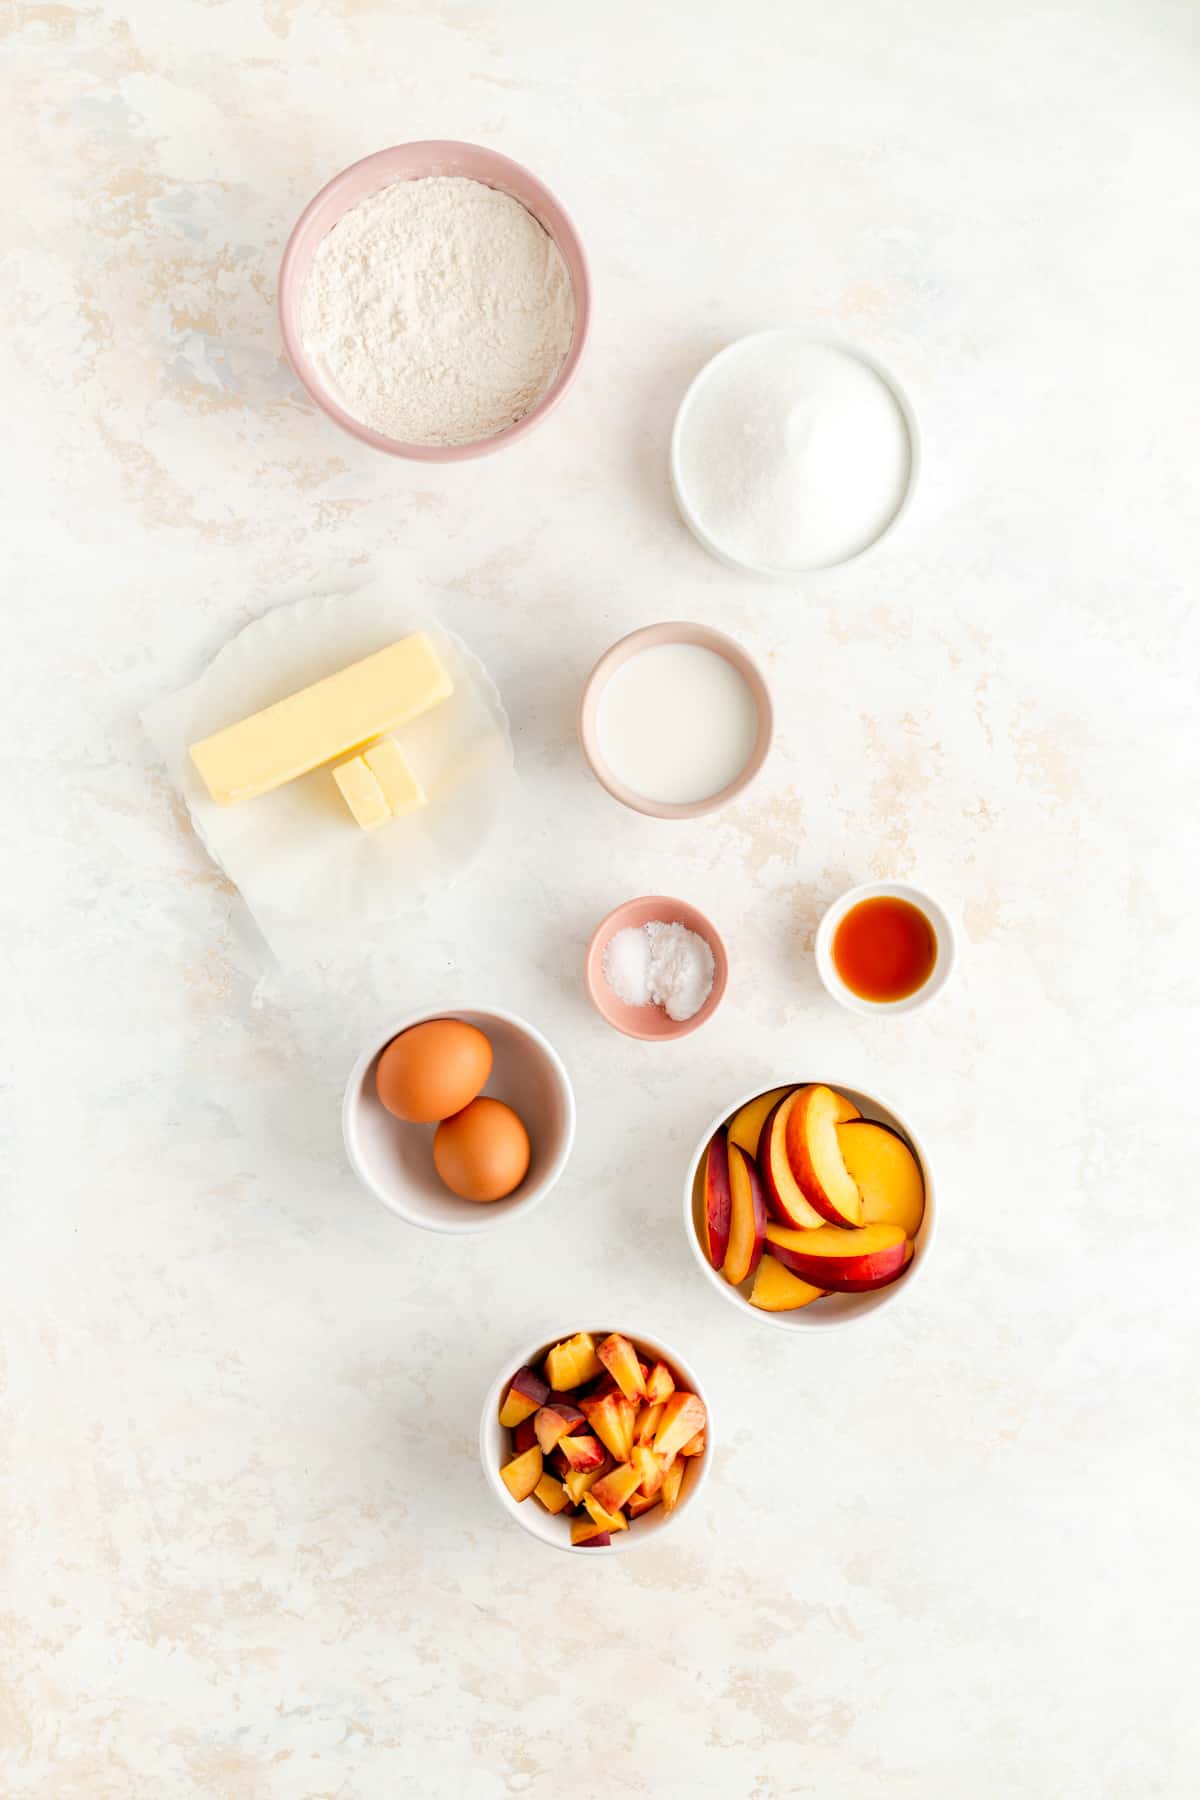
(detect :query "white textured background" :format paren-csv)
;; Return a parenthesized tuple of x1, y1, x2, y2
(3, 3, 1199, 1796)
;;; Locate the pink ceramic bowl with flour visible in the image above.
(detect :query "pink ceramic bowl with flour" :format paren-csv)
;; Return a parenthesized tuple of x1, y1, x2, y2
(278, 141, 590, 463)
(585, 896, 728, 1042)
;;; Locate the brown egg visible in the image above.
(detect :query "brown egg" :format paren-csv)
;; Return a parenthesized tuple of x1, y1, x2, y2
(433, 1097, 531, 1202)
(375, 1018, 492, 1123)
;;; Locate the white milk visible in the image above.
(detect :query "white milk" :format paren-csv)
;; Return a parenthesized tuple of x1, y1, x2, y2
(595, 643, 759, 805)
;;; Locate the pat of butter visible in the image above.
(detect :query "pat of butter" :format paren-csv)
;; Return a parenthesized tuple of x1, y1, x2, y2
(332, 738, 427, 831)
(363, 737, 427, 816)
(331, 757, 392, 832)
(189, 633, 452, 805)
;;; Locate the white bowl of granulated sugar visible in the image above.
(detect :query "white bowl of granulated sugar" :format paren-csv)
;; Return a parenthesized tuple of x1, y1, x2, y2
(670, 330, 920, 576)
(279, 141, 591, 462)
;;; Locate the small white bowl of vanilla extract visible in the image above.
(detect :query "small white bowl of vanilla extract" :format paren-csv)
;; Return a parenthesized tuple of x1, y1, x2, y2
(815, 882, 956, 1016)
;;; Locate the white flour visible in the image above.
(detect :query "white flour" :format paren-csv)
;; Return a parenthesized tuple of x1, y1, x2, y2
(299, 176, 574, 447)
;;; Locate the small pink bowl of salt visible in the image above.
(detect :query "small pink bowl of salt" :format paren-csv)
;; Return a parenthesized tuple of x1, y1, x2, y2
(585, 896, 728, 1042)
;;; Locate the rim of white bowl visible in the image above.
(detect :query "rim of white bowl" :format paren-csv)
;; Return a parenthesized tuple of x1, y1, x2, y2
(479, 1324, 714, 1552)
(342, 1006, 577, 1234)
(669, 329, 921, 577)
(814, 882, 958, 1017)
(681, 1079, 937, 1331)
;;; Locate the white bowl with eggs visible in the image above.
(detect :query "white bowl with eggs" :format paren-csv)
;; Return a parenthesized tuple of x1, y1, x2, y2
(343, 1008, 576, 1233)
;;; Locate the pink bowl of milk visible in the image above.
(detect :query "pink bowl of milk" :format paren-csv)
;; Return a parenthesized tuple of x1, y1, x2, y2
(577, 621, 773, 821)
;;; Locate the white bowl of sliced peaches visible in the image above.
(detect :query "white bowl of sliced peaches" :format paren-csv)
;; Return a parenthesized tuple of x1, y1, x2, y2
(684, 1081, 935, 1330)
(481, 1328, 712, 1551)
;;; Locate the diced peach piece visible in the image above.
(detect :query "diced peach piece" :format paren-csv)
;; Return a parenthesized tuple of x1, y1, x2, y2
(632, 1443, 665, 1498)
(748, 1253, 826, 1312)
(498, 1390, 539, 1429)
(513, 1415, 538, 1453)
(579, 1393, 635, 1464)
(563, 1459, 612, 1506)
(571, 1518, 612, 1546)
(644, 1363, 675, 1405)
(678, 1430, 706, 1457)
(543, 1332, 602, 1391)
(653, 1392, 707, 1462)
(661, 1458, 685, 1513)
(533, 1408, 572, 1454)
(498, 1364, 549, 1428)
(547, 1445, 570, 1478)
(596, 1333, 647, 1403)
(548, 1400, 586, 1434)
(590, 1462, 642, 1513)
(635, 1400, 665, 1444)
(499, 1444, 543, 1502)
(626, 1488, 662, 1519)
(533, 1473, 570, 1514)
(583, 1492, 628, 1533)
(558, 1434, 605, 1472)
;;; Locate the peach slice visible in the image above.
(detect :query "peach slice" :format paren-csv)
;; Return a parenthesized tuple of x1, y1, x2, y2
(699, 1131, 733, 1271)
(543, 1332, 602, 1391)
(590, 1462, 642, 1513)
(644, 1362, 675, 1405)
(533, 1407, 573, 1455)
(723, 1142, 767, 1285)
(727, 1085, 793, 1158)
(558, 1434, 606, 1472)
(785, 1085, 864, 1227)
(764, 1220, 907, 1290)
(547, 1400, 586, 1434)
(563, 1458, 612, 1506)
(497, 1364, 549, 1428)
(836, 1120, 925, 1238)
(748, 1254, 827, 1312)
(631, 1444, 665, 1498)
(570, 1515, 612, 1546)
(661, 1457, 685, 1514)
(499, 1444, 543, 1502)
(579, 1393, 636, 1464)
(583, 1492, 628, 1534)
(533, 1473, 571, 1514)
(653, 1392, 707, 1462)
(596, 1333, 648, 1403)
(759, 1090, 827, 1229)
(678, 1430, 706, 1457)
(635, 1400, 665, 1445)
(626, 1488, 662, 1519)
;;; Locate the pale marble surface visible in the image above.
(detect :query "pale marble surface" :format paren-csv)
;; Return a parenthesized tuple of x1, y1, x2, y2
(4, 4, 1199, 1796)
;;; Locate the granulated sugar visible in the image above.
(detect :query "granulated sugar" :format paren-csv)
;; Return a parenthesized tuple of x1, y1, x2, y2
(675, 335, 912, 571)
(299, 176, 574, 447)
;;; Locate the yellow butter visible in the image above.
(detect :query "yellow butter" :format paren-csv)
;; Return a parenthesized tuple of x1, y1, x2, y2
(189, 633, 452, 805)
(331, 756, 392, 832)
(332, 737, 428, 832)
(363, 737, 427, 817)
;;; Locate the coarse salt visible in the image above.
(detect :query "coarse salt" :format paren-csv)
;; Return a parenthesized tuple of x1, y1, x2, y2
(602, 920, 715, 1022)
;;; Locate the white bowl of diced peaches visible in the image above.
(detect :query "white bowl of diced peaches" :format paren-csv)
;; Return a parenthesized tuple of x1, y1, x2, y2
(481, 1328, 713, 1552)
(683, 1080, 937, 1331)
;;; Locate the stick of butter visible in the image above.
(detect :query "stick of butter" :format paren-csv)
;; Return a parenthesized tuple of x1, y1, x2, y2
(332, 738, 428, 831)
(189, 633, 452, 805)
